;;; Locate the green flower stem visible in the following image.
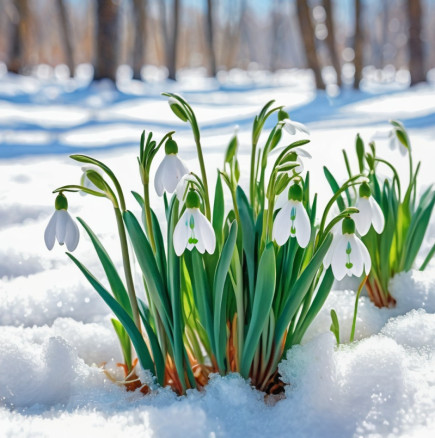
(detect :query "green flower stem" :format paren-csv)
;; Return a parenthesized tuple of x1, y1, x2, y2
(350, 276, 368, 342)
(374, 158, 402, 200)
(249, 139, 258, 211)
(114, 207, 141, 333)
(143, 181, 157, 253)
(193, 134, 211, 219)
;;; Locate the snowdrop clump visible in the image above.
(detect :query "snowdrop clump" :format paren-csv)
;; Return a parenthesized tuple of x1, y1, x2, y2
(43, 94, 433, 401)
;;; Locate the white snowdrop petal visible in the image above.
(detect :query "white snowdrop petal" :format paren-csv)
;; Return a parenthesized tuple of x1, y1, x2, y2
(65, 213, 80, 252)
(323, 235, 339, 268)
(293, 147, 312, 159)
(331, 236, 348, 281)
(292, 121, 310, 135)
(55, 210, 68, 245)
(272, 203, 292, 246)
(154, 157, 166, 196)
(44, 211, 57, 250)
(194, 210, 216, 255)
(294, 202, 311, 248)
(283, 121, 296, 135)
(349, 235, 363, 277)
(370, 196, 385, 233)
(166, 155, 188, 193)
(274, 189, 288, 211)
(173, 210, 190, 256)
(354, 197, 372, 236)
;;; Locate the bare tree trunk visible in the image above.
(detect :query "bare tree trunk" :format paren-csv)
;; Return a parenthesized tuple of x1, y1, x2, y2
(205, 0, 217, 76)
(160, 0, 180, 80)
(94, 0, 119, 82)
(296, 0, 325, 90)
(56, 0, 75, 77)
(6, 0, 29, 74)
(407, 0, 425, 85)
(323, 0, 341, 86)
(270, 0, 282, 72)
(353, 0, 363, 89)
(132, 0, 147, 80)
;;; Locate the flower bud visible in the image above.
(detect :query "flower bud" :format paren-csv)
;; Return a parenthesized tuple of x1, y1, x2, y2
(168, 98, 189, 122)
(359, 182, 371, 198)
(278, 109, 289, 121)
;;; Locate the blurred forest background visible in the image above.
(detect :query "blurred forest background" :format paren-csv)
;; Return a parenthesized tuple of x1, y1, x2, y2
(0, 0, 434, 89)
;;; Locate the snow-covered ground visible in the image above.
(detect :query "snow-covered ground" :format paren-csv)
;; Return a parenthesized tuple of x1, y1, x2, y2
(1, 67, 435, 437)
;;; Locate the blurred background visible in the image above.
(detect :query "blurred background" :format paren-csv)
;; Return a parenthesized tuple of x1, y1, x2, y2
(0, 0, 434, 89)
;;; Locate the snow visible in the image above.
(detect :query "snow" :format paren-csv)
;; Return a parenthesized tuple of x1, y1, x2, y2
(1, 68, 435, 437)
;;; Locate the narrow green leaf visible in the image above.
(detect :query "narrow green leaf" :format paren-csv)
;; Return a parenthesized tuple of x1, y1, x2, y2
(240, 243, 276, 378)
(66, 253, 156, 376)
(212, 173, 225, 248)
(77, 217, 132, 317)
(111, 319, 132, 370)
(213, 221, 238, 372)
(323, 166, 346, 211)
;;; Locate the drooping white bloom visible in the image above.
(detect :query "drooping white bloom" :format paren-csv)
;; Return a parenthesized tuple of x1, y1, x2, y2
(388, 129, 407, 156)
(272, 183, 311, 248)
(281, 119, 310, 136)
(44, 194, 80, 251)
(154, 138, 189, 196)
(353, 195, 384, 236)
(324, 217, 371, 281)
(173, 191, 216, 256)
(291, 147, 312, 173)
(175, 173, 196, 202)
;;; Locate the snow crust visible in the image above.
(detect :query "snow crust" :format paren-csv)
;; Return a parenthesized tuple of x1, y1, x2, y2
(1, 69, 434, 437)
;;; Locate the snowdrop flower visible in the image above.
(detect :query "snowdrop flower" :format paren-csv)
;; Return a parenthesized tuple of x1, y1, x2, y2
(173, 190, 216, 256)
(272, 183, 311, 248)
(168, 97, 189, 122)
(388, 129, 407, 156)
(154, 138, 189, 196)
(278, 109, 310, 136)
(175, 173, 196, 202)
(324, 216, 371, 281)
(288, 147, 312, 173)
(44, 193, 80, 251)
(353, 182, 384, 236)
(80, 166, 105, 196)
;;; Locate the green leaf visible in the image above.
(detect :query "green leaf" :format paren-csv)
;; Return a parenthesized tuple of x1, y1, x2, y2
(323, 166, 346, 212)
(137, 299, 166, 386)
(290, 267, 335, 345)
(77, 217, 132, 317)
(240, 243, 276, 378)
(213, 221, 238, 372)
(355, 134, 365, 173)
(123, 211, 173, 333)
(329, 309, 340, 345)
(111, 319, 132, 370)
(225, 135, 238, 164)
(236, 186, 256, 302)
(212, 173, 225, 248)
(275, 233, 333, 344)
(66, 253, 156, 376)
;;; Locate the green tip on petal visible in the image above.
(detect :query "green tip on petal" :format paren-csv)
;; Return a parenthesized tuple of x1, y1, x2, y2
(359, 182, 371, 198)
(278, 109, 289, 122)
(288, 183, 303, 202)
(186, 190, 201, 209)
(55, 193, 68, 210)
(342, 216, 355, 235)
(165, 138, 179, 155)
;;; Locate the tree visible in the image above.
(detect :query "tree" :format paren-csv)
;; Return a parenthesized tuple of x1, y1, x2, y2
(132, 0, 147, 80)
(159, 0, 180, 80)
(407, 0, 425, 85)
(56, 0, 75, 77)
(94, 0, 120, 82)
(353, 0, 363, 89)
(323, 0, 341, 86)
(296, 0, 325, 90)
(205, 0, 217, 76)
(6, 0, 29, 74)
